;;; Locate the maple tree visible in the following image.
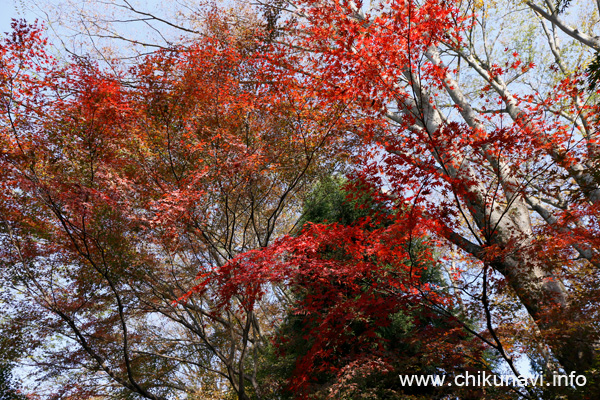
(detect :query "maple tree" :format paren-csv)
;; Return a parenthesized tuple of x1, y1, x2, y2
(0, 15, 354, 399)
(196, 0, 600, 397)
(289, 0, 600, 370)
(4, 0, 600, 398)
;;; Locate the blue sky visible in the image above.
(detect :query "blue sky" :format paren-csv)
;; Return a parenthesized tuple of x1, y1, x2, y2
(0, 1, 17, 34)
(0, 0, 190, 58)
(0, 0, 36, 36)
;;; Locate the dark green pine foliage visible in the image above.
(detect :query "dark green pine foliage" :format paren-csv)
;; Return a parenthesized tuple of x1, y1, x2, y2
(295, 175, 375, 229)
(588, 53, 600, 91)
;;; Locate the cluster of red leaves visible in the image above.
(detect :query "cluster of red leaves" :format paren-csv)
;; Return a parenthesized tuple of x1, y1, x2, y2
(5, 0, 600, 394)
(185, 206, 458, 394)
(0, 17, 356, 397)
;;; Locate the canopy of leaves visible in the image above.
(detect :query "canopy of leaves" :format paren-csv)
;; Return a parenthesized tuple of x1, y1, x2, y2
(4, 0, 600, 398)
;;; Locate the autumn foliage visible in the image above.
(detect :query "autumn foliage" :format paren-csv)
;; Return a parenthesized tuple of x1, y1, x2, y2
(3, 0, 600, 398)
(0, 16, 351, 399)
